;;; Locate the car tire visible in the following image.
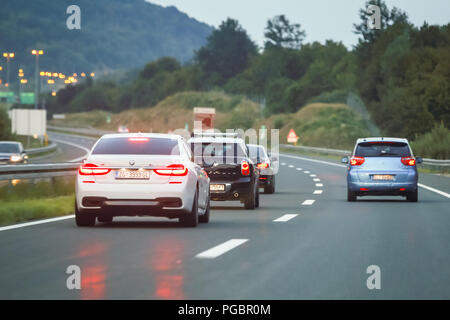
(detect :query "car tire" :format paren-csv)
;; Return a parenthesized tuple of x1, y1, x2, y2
(264, 176, 275, 194)
(180, 189, 199, 227)
(407, 188, 418, 202)
(347, 189, 357, 202)
(97, 215, 113, 223)
(199, 195, 210, 223)
(255, 188, 260, 208)
(75, 201, 96, 227)
(244, 185, 257, 210)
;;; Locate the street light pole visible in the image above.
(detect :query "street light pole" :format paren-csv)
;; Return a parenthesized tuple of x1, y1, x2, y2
(31, 50, 43, 109)
(2, 52, 15, 88)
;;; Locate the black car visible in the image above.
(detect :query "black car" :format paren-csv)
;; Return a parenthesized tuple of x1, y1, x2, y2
(188, 133, 259, 209)
(0, 141, 28, 165)
(247, 144, 277, 194)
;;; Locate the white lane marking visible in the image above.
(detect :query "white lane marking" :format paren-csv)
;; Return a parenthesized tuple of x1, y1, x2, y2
(313, 190, 323, 195)
(296, 168, 302, 171)
(0, 215, 75, 232)
(302, 200, 315, 205)
(316, 183, 324, 187)
(304, 171, 310, 174)
(273, 214, 298, 222)
(313, 178, 321, 182)
(281, 153, 450, 199)
(310, 174, 317, 177)
(281, 153, 346, 168)
(196, 239, 248, 259)
(418, 183, 450, 199)
(288, 165, 294, 168)
(281, 162, 286, 166)
(50, 138, 91, 162)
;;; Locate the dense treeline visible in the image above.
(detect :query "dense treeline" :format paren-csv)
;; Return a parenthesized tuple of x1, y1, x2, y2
(44, 0, 449, 143)
(0, 0, 212, 74)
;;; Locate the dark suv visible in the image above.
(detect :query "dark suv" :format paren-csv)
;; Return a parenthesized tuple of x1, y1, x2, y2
(188, 133, 259, 209)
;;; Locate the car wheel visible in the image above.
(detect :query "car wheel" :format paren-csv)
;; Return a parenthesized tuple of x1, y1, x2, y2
(244, 185, 257, 210)
(97, 215, 113, 223)
(75, 201, 96, 227)
(255, 188, 260, 208)
(180, 189, 199, 227)
(199, 195, 210, 223)
(264, 176, 275, 194)
(347, 189, 357, 202)
(407, 188, 418, 202)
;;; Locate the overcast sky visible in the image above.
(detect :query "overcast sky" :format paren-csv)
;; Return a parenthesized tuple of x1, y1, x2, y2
(148, 0, 450, 48)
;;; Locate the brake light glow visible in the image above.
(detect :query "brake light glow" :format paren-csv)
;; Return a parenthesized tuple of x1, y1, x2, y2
(241, 160, 250, 176)
(257, 162, 269, 169)
(79, 163, 111, 175)
(154, 164, 188, 176)
(350, 157, 365, 166)
(401, 157, 416, 166)
(128, 137, 149, 142)
(360, 188, 369, 191)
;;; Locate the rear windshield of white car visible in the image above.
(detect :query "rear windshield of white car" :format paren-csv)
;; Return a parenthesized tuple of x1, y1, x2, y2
(248, 145, 269, 163)
(355, 142, 411, 157)
(92, 137, 180, 155)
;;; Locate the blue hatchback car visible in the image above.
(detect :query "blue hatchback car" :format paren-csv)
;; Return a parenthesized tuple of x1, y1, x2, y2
(342, 138, 423, 202)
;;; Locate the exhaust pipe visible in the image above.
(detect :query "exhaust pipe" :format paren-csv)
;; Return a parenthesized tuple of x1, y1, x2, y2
(233, 192, 239, 198)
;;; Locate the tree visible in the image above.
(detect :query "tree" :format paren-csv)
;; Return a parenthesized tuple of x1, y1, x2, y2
(196, 18, 258, 85)
(264, 15, 306, 49)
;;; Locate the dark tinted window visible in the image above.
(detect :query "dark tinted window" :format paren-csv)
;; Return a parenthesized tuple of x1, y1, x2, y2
(92, 137, 179, 155)
(0, 143, 20, 153)
(355, 142, 411, 157)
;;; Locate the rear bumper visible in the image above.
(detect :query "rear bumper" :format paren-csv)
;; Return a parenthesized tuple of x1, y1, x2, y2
(258, 174, 274, 187)
(348, 181, 417, 196)
(209, 177, 253, 201)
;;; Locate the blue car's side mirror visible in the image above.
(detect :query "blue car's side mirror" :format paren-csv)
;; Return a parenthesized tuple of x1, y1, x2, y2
(416, 157, 423, 164)
(341, 156, 349, 164)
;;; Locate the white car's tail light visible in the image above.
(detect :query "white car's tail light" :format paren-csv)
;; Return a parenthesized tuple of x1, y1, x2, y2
(401, 157, 416, 166)
(79, 163, 111, 175)
(350, 156, 365, 166)
(241, 160, 250, 176)
(153, 164, 188, 176)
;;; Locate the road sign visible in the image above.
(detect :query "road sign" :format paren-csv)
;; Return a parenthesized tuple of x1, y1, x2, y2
(287, 128, 299, 144)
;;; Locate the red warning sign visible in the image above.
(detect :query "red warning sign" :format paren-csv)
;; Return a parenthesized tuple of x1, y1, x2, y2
(287, 129, 299, 143)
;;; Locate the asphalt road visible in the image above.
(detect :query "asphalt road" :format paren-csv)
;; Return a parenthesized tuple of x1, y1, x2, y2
(1, 133, 449, 299)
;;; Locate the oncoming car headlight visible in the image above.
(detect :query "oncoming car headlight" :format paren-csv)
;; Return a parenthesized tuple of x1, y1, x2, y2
(10, 155, 22, 162)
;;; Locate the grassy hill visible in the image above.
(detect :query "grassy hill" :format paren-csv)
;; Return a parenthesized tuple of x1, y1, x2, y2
(50, 91, 370, 150)
(0, 0, 212, 74)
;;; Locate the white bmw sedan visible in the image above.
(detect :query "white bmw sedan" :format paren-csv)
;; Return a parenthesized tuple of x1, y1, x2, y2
(75, 133, 210, 227)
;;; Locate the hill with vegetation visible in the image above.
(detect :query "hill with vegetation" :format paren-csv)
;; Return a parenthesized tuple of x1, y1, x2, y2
(0, 0, 212, 74)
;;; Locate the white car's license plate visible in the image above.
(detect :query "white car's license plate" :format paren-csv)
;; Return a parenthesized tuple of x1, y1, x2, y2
(210, 184, 225, 191)
(372, 174, 394, 181)
(115, 170, 150, 180)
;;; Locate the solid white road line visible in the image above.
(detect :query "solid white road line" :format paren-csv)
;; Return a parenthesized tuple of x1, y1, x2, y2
(418, 183, 450, 199)
(281, 153, 450, 199)
(0, 215, 75, 232)
(302, 200, 315, 205)
(313, 178, 321, 182)
(313, 190, 323, 195)
(273, 214, 298, 222)
(196, 239, 248, 259)
(50, 138, 91, 162)
(316, 183, 324, 187)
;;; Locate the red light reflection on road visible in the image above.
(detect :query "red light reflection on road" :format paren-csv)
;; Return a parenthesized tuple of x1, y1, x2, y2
(150, 239, 185, 299)
(76, 242, 107, 300)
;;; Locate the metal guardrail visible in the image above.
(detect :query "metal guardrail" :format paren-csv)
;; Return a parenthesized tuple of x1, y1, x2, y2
(0, 163, 80, 181)
(47, 125, 113, 137)
(280, 144, 450, 167)
(25, 142, 57, 155)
